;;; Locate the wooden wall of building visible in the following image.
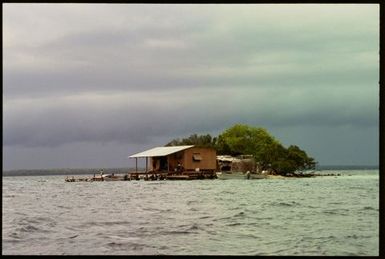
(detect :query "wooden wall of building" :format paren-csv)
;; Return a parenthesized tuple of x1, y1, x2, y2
(150, 147, 217, 172)
(182, 147, 217, 171)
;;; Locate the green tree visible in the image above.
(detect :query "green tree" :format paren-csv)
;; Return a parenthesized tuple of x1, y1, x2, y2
(166, 133, 216, 148)
(216, 124, 277, 156)
(166, 123, 317, 175)
(257, 141, 287, 171)
(216, 124, 316, 175)
(286, 145, 316, 171)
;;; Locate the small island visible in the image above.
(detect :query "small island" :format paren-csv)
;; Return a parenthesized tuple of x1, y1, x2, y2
(64, 124, 342, 182)
(166, 123, 318, 177)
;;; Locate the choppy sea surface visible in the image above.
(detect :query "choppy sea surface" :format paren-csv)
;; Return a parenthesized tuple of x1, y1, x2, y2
(2, 170, 379, 255)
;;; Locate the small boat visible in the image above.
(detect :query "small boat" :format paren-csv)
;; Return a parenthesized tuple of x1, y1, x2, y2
(101, 174, 122, 181)
(216, 171, 267, 180)
(91, 176, 104, 181)
(248, 173, 267, 179)
(216, 171, 244, 180)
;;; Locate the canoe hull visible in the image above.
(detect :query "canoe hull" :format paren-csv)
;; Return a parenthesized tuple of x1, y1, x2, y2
(216, 172, 267, 180)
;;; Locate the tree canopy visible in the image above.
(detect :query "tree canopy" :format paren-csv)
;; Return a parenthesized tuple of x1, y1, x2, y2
(165, 133, 216, 148)
(166, 124, 317, 175)
(216, 124, 277, 156)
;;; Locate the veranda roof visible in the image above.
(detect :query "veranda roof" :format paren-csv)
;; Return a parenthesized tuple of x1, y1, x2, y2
(129, 145, 194, 158)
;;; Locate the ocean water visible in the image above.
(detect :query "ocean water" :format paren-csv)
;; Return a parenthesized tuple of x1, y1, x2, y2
(2, 170, 379, 255)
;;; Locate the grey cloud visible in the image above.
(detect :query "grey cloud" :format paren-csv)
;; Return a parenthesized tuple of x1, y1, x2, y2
(4, 4, 378, 98)
(3, 69, 202, 99)
(3, 4, 379, 169)
(4, 83, 378, 149)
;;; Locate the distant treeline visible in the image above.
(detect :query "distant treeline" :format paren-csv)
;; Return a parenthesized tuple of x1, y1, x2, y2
(2, 168, 142, 177)
(316, 165, 379, 170)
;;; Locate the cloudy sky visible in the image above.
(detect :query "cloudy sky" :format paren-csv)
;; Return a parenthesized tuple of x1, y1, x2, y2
(3, 4, 379, 170)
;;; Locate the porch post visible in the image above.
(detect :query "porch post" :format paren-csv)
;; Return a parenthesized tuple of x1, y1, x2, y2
(167, 156, 170, 173)
(135, 158, 138, 173)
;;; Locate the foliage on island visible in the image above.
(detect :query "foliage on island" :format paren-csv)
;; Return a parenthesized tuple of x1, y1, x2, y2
(166, 133, 217, 149)
(166, 124, 317, 175)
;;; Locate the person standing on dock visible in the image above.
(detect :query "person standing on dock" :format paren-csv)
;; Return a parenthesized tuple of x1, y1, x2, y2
(177, 161, 181, 172)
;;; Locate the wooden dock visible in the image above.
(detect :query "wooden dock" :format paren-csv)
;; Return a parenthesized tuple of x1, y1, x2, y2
(65, 170, 217, 182)
(166, 175, 191, 180)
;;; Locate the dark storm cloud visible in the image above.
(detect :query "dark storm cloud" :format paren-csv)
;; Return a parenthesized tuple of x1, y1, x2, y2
(4, 84, 377, 149)
(3, 87, 237, 147)
(3, 4, 379, 169)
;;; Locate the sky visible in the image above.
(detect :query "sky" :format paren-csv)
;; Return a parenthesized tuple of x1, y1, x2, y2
(3, 4, 379, 170)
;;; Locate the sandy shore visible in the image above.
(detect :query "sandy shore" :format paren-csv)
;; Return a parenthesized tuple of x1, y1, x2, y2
(265, 172, 341, 179)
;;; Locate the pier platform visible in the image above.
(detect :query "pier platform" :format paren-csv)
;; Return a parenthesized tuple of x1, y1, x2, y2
(65, 170, 217, 182)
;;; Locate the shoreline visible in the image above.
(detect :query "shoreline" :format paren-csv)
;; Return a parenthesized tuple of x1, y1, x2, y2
(265, 172, 342, 179)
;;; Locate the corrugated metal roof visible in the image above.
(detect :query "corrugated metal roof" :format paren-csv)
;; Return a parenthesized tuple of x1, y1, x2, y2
(129, 145, 194, 158)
